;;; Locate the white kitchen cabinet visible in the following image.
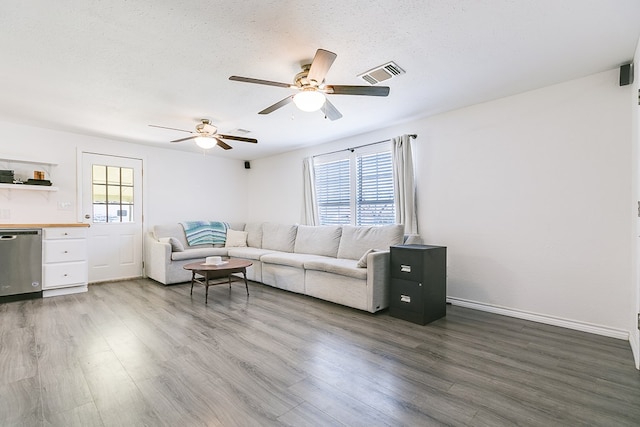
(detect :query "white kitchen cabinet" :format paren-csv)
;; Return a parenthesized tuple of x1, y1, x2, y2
(42, 227, 88, 297)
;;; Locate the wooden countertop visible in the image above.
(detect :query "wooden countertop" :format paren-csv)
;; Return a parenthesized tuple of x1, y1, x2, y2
(0, 223, 90, 228)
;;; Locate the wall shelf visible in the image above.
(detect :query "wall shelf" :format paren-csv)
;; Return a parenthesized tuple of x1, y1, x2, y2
(0, 183, 58, 192)
(0, 158, 58, 198)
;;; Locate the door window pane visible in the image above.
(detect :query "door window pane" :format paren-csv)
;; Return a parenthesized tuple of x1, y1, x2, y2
(107, 166, 121, 185)
(92, 184, 107, 204)
(121, 168, 133, 186)
(107, 185, 121, 203)
(121, 186, 133, 203)
(91, 165, 135, 223)
(92, 165, 106, 185)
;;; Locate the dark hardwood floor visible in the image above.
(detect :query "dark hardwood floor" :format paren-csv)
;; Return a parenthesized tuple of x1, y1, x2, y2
(1, 278, 639, 426)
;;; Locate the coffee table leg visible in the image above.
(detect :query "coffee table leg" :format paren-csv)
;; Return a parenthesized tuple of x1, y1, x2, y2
(205, 272, 209, 304)
(243, 269, 249, 296)
(190, 271, 195, 296)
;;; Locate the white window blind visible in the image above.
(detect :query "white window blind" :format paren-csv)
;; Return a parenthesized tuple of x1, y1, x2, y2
(315, 158, 351, 225)
(356, 151, 395, 225)
(314, 144, 395, 226)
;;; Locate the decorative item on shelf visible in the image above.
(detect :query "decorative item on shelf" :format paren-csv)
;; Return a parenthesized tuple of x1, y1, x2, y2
(0, 170, 14, 184)
(33, 171, 45, 180)
(24, 179, 52, 186)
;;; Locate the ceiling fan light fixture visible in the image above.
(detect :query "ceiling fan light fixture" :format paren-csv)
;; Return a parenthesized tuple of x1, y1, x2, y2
(195, 136, 216, 149)
(293, 90, 326, 112)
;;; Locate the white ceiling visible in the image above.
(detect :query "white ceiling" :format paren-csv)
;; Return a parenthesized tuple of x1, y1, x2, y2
(1, 1, 639, 160)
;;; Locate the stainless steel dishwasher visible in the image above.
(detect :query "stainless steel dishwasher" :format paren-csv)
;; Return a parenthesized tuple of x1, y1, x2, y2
(0, 229, 43, 301)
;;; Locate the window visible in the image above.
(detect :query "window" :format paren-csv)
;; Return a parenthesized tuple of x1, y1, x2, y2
(314, 144, 395, 226)
(91, 165, 134, 223)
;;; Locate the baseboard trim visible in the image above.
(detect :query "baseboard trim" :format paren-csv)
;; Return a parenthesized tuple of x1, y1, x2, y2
(43, 284, 88, 298)
(629, 331, 639, 370)
(447, 297, 630, 341)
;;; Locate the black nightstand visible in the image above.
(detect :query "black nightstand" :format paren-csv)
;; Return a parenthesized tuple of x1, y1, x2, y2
(389, 244, 447, 325)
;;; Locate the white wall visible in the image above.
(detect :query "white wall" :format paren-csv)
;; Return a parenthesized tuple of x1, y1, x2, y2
(632, 38, 640, 368)
(423, 69, 633, 333)
(247, 68, 636, 337)
(0, 121, 249, 228)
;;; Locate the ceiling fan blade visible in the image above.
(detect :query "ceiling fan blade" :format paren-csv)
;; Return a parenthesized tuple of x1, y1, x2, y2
(171, 135, 198, 143)
(259, 95, 294, 115)
(321, 99, 343, 121)
(215, 138, 233, 150)
(218, 134, 258, 144)
(149, 124, 192, 133)
(307, 49, 337, 84)
(229, 76, 292, 88)
(325, 85, 390, 96)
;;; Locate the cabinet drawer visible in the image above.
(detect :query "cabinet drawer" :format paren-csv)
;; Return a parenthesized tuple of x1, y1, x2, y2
(43, 261, 88, 288)
(43, 240, 87, 263)
(43, 227, 87, 240)
(389, 278, 424, 313)
(390, 249, 424, 281)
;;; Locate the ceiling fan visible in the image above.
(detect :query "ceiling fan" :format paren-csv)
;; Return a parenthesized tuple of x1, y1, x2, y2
(149, 119, 257, 150)
(229, 48, 390, 121)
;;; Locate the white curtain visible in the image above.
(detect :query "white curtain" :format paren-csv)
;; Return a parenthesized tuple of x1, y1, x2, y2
(392, 134, 418, 234)
(302, 157, 319, 225)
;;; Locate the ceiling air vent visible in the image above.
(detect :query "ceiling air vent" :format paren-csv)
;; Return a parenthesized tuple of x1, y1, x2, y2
(357, 61, 405, 85)
(232, 128, 251, 134)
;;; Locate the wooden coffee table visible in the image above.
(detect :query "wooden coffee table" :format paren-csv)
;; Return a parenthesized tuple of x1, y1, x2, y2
(183, 258, 252, 304)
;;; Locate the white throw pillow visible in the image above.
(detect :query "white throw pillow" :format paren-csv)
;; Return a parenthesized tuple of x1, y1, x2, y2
(225, 229, 248, 247)
(159, 237, 184, 252)
(357, 249, 377, 268)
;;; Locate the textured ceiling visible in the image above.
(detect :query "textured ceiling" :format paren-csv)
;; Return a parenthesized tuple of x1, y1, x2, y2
(1, 1, 639, 160)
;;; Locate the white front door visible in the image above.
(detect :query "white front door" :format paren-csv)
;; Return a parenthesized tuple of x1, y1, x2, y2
(82, 153, 143, 283)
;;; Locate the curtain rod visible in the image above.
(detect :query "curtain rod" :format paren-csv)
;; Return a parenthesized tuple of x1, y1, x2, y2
(313, 134, 417, 158)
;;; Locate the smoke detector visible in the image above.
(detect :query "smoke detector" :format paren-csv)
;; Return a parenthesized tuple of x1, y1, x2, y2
(357, 61, 405, 85)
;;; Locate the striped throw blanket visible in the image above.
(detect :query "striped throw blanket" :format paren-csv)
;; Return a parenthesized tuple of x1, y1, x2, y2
(180, 221, 229, 246)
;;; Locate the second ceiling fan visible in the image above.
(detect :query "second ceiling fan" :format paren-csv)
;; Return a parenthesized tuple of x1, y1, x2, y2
(149, 119, 257, 150)
(229, 48, 390, 121)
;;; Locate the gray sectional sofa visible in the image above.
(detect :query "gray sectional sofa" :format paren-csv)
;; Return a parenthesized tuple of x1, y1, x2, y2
(144, 222, 416, 313)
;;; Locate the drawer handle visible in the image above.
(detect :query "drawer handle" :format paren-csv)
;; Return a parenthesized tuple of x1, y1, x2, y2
(400, 294, 411, 303)
(63, 274, 68, 277)
(400, 264, 411, 273)
(64, 250, 68, 253)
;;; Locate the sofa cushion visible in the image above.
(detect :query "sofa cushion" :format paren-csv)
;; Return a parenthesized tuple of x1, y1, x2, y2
(244, 222, 263, 248)
(337, 224, 404, 260)
(154, 224, 190, 249)
(227, 247, 275, 261)
(159, 237, 184, 252)
(225, 229, 248, 247)
(261, 252, 328, 269)
(170, 247, 228, 261)
(293, 225, 342, 257)
(262, 223, 297, 253)
(356, 248, 378, 268)
(303, 258, 367, 280)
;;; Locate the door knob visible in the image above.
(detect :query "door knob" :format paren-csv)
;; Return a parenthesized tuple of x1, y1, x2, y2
(84, 214, 91, 219)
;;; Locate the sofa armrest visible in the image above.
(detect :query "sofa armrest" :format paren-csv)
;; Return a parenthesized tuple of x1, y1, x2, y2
(144, 232, 172, 284)
(366, 250, 390, 312)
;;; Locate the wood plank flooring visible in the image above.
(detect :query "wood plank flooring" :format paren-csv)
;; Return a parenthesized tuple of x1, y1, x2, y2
(1, 278, 639, 426)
